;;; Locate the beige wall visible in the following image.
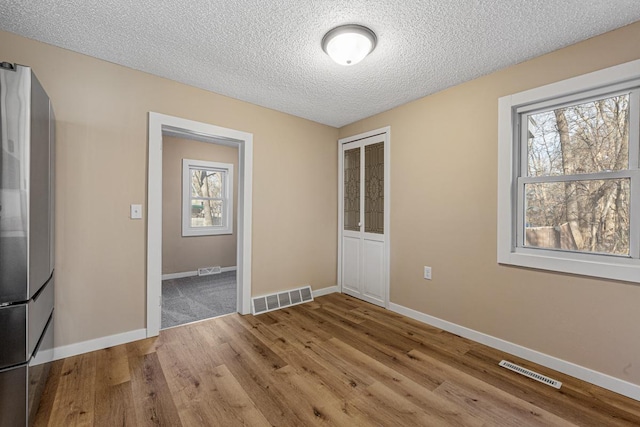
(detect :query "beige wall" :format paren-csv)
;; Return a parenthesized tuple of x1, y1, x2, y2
(162, 136, 238, 275)
(0, 30, 339, 347)
(3, 20, 639, 388)
(339, 21, 640, 386)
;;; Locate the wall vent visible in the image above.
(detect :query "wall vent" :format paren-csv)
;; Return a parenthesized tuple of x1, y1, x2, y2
(198, 266, 222, 276)
(499, 360, 562, 389)
(252, 285, 314, 315)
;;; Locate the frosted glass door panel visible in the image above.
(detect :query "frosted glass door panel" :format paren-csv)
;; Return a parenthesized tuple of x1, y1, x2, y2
(344, 148, 360, 232)
(365, 142, 384, 234)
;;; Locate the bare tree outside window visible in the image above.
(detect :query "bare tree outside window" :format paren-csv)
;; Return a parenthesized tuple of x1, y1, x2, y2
(524, 94, 630, 255)
(190, 169, 224, 227)
(498, 63, 640, 283)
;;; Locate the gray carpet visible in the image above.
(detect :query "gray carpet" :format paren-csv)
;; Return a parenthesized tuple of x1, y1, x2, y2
(161, 271, 237, 329)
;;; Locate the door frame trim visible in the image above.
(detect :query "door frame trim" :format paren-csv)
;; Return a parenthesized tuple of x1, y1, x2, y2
(146, 112, 253, 337)
(337, 126, 391, 308)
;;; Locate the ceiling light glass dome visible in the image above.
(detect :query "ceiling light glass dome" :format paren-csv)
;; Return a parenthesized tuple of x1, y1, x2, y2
(322, 25, 377, 66)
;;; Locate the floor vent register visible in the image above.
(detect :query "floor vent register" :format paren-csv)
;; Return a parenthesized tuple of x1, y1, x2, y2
(198, 266, 222, 276)
(252, 286, 313, 315)
(499, 360, 562, 389)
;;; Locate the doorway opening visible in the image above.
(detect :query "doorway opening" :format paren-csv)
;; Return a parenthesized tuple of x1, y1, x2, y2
(160, 137, 238, 328)
(147, 112, 253, 337)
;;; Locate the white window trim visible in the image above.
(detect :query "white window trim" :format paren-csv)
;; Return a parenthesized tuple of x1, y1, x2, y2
(182, 158, 233, 236)
(498, 58, 640, 283)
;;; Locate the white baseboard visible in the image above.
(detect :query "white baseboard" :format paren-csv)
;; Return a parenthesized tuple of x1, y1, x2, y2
(162, 271, 197, 280)
(31, 348, 54, 366)
(313, 285, 339, 297)
(162, 266, 237, 280)
(53, 328, 147, 361)
(389, 303, 640, 401)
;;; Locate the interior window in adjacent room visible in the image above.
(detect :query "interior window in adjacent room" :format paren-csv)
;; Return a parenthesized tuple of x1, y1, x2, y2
(182, 159, 233, 236)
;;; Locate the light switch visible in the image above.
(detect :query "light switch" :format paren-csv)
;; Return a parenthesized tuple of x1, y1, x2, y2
(130, 204, 142, 219)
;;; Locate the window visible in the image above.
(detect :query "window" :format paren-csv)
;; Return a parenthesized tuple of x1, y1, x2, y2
(182, 159, 233, 236)
(498, 59, 640, 283)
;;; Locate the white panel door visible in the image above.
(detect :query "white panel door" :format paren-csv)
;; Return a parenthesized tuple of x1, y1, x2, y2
(342, 236, 360, 293)
(362, 239, 385, 301)
(339, 130, 389, 308)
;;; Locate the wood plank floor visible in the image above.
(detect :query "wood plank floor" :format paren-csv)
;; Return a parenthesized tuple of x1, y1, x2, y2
(34, 293, 640, 426)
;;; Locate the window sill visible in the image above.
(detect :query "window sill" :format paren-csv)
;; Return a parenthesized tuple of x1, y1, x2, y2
(182, 228, 233, 237)
(498, 249, 640, 284)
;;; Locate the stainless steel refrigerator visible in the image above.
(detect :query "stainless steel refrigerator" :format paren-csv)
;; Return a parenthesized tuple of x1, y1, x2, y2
(0, 62, 55, 427)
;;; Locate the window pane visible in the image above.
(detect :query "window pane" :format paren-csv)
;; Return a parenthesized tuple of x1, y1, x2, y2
(527, 94, 629, 177)
(191, 169, 223, 199)
(524, 179, 630, 255)
(190, 199, 223, 228)
(365, 142, 384, 234)
(344, 147, 360, 231)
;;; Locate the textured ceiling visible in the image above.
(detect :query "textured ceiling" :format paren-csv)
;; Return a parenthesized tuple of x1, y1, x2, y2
(1, 1, 640, 128)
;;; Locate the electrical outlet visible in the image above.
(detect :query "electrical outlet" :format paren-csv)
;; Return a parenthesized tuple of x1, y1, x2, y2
(424, 266, 432, 280)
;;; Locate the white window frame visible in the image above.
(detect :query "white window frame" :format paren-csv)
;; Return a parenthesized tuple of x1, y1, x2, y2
(182, 158, 233, 236)
(498, 59, 640, 283)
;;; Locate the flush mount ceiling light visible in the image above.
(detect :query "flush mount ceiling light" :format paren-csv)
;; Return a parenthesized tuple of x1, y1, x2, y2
(322, 24, 377, 66)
